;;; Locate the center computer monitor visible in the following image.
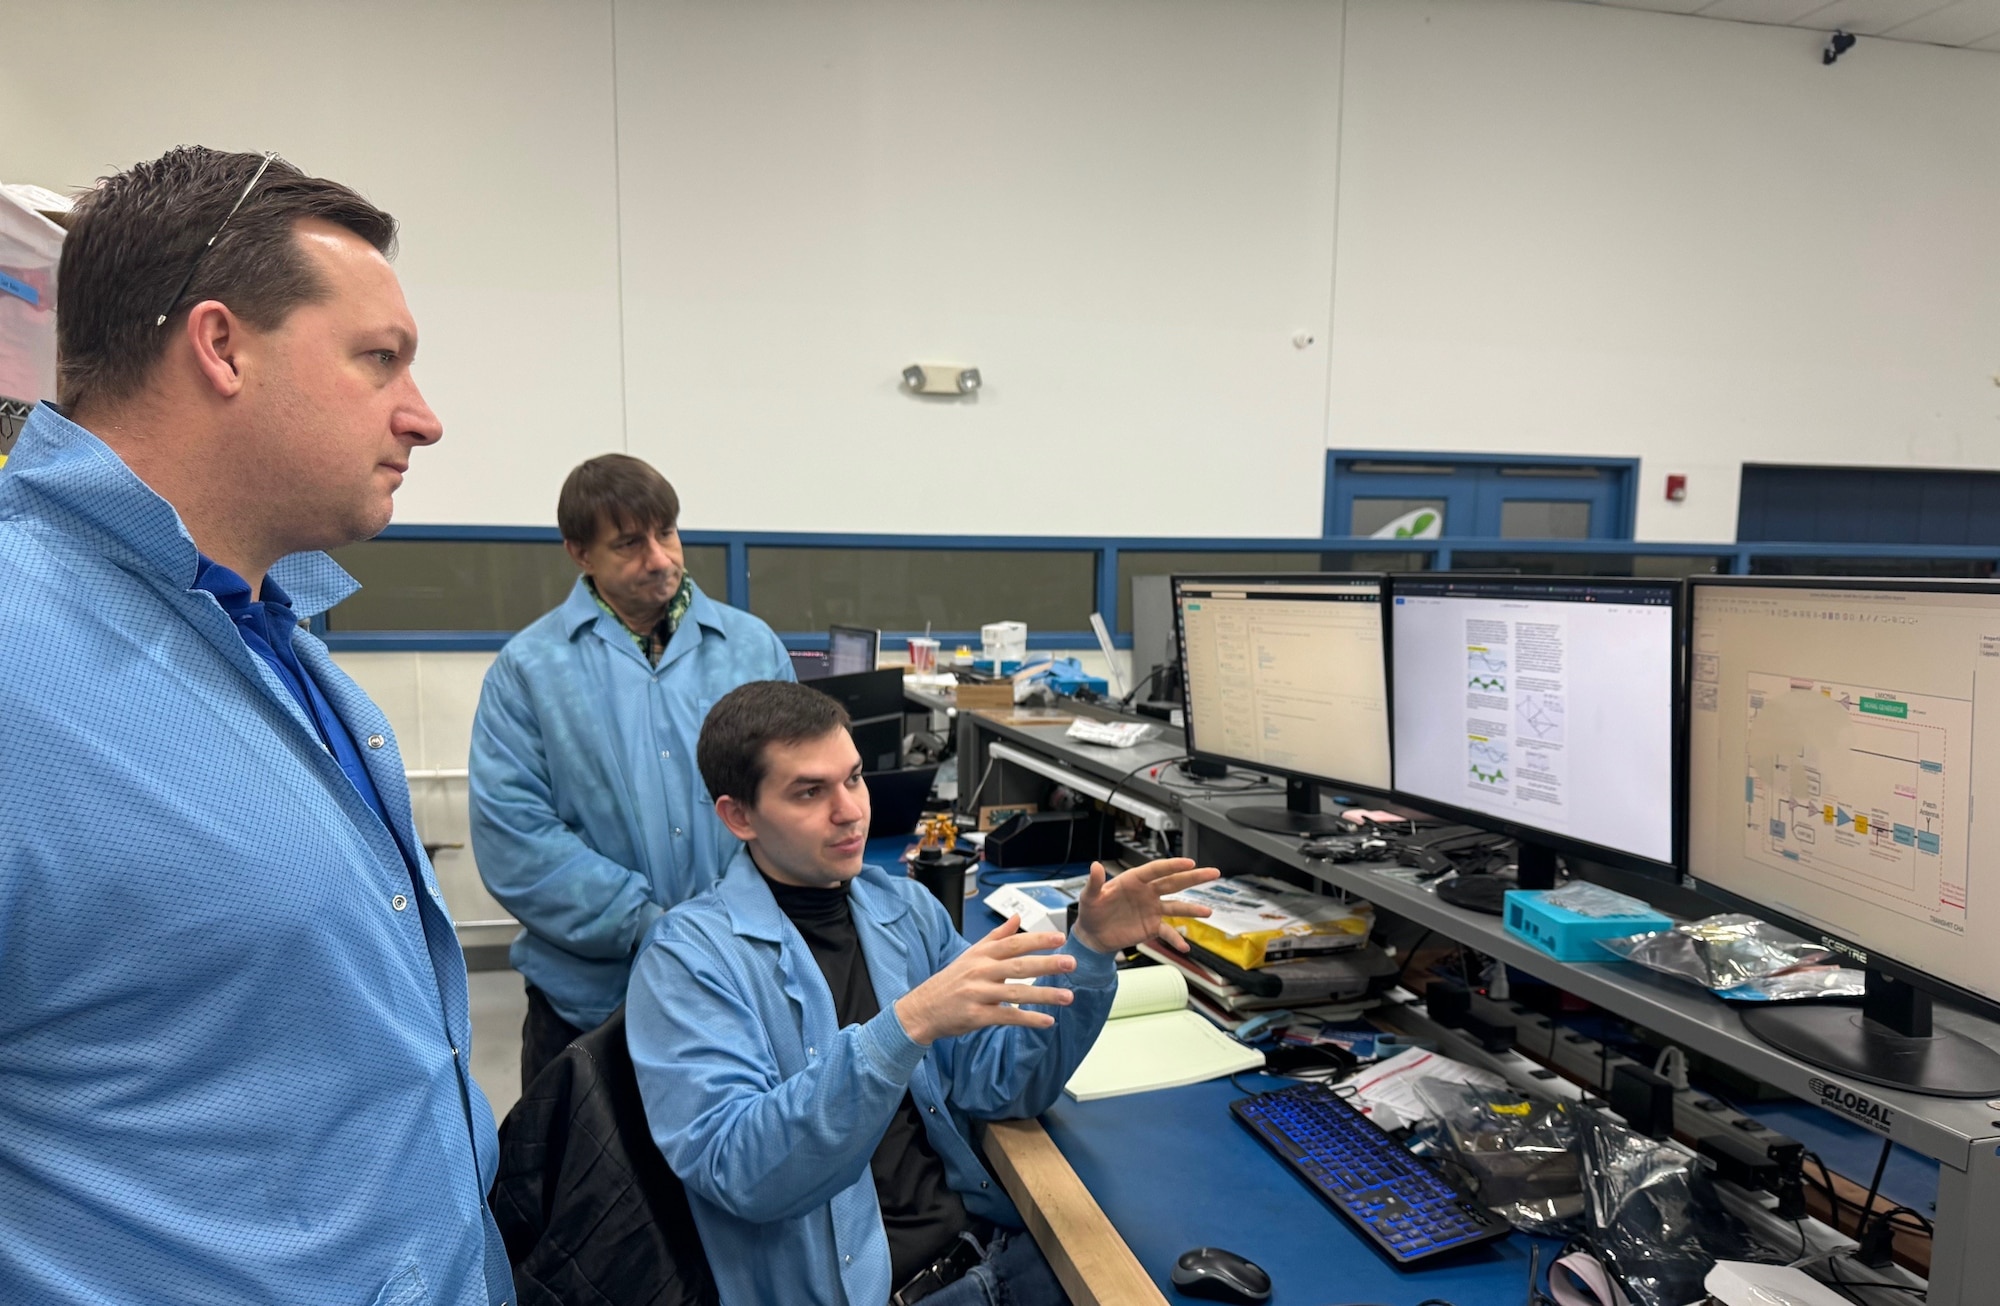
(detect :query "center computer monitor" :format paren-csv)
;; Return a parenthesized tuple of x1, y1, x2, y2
(1688, 577, 2000, 1097)
(1387, 576, 1683, 888)
(1174, 574, 1392, 834)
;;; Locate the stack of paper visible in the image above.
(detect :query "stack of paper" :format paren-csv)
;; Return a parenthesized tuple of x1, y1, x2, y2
(1063, 966, 1265, 1101)
(1334, 1047, 1508, 1132)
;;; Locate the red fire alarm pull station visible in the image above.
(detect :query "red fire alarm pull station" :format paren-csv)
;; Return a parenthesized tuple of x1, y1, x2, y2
(1665, 474, 1687, 502)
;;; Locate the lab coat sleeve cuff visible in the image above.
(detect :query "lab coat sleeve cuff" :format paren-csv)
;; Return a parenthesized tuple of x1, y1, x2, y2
(1061, 934, 1119, 989)
(860, 1003, 930, 1084)
(630, 900, 668, 953)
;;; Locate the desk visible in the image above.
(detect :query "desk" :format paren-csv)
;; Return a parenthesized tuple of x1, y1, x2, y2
(953, 721, 1997, 1304)
(1042, 1079, 1554, 1306)
(943, 857, 1546, 1305)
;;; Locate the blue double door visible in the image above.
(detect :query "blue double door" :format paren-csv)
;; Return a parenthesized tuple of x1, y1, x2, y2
(1325, 454, 1636, 540)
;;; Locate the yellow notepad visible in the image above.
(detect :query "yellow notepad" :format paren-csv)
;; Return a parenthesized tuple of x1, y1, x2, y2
(1063, 967, 1265, 1102)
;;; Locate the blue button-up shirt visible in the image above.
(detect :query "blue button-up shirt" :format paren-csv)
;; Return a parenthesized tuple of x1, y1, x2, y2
(194, 554, 395, 829)
(468, 577, 793, 1029)
(0, 404, 512, 1306)
(626, 848, 1117, 1306)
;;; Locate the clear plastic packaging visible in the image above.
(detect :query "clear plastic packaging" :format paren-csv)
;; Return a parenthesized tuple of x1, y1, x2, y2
(1575, 1106, 1785, 1306)
(1541, 882, 1659, 918)
(1409, 1079, 1584, 1235)
(0, 186, 62, 413)
(1596, 913, 1865, 1003)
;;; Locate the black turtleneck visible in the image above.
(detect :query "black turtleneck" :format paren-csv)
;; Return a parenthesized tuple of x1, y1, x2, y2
(760, 870, 972, 1287)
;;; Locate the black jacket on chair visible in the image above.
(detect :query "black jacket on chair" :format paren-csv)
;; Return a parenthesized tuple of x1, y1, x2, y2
(489, 1007, 717, 1306)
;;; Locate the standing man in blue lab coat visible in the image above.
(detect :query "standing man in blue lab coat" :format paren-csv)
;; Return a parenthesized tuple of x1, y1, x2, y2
(0, 147, 512, 1305)
(470, 454, 794, 1085)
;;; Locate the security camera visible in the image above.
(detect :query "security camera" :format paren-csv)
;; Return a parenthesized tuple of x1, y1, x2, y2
(1823, 30, 1856, 66)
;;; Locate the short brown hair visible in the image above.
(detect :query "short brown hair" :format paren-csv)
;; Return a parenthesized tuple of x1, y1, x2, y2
(558, 454, 682, 547)
(57, 146, 397, 413)
(698, 681, 851, 808)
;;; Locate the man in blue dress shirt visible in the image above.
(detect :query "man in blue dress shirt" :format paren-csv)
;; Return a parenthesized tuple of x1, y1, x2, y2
(0, 147, 513, 1304)
(470, 454, 793, 1085)
(627, 681, 1220, 1305)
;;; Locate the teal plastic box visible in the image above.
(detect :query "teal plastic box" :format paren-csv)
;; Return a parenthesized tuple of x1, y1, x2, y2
(1503, 889, 1672, 962)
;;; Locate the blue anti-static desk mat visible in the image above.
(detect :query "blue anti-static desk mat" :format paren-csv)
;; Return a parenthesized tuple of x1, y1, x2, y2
(1044, 1073, 1557, 1304)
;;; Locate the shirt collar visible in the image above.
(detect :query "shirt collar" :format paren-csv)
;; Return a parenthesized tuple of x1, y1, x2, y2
(0, 403, 359, 617)
(683, 579, 728, 635)
(718, 844, 909, 942)
(563, 574, 729, 639)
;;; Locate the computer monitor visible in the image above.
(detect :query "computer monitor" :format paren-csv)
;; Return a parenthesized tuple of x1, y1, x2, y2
(1173, 573, 1392, 834)
(1688, 577, 2000, 1096)
(1388, 575, 1683, 888)
(827, 624, 879, 677)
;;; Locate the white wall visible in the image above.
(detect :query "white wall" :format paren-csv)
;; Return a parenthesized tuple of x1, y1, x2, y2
(2, 0, 625, 527)
(612, 0, 1343, 536)
(11, 0, 2000, 545)
(1329, 0, 2000, 542)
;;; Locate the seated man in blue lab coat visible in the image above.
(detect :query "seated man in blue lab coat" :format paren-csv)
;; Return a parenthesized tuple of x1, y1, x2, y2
(471, 454, 793, 1085)
(627, 680, 1221, 1305)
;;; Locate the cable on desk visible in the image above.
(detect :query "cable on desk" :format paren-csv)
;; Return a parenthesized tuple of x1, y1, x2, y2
(1874, 1206, 1933, 1238)
(1803, 1150, 1853, 1235)
(1153, 759, 1282, 794)
(1114, 663, 1166, 708)
(964, 754, 998, 814)
(1822, 1254, 1927, 1302)
(1394, 927, 1438, 990)
(1859, 1137, 1893, 1235)
(1100, 753, 1189, 827)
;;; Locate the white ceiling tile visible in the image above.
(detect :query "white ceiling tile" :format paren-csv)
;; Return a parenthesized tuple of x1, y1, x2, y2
(1696, 0, 1834, 22)
(1793, 0, 1962, 35)
(1879, 0, 2000, 41)
(1586, 0, 2000, 47)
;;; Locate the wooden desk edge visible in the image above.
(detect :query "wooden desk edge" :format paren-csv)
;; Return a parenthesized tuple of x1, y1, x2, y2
(981, 1117, 1169, 1306)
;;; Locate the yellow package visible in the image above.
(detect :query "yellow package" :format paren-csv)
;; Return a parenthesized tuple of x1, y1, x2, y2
(1164, 875, 1373, 969)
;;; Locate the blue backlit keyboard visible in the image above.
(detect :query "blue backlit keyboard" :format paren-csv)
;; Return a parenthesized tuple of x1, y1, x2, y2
(1231, 1082, 1513, 1265)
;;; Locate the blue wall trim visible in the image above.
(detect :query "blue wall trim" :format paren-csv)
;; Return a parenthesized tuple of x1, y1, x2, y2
(320, 525, 2000, 653)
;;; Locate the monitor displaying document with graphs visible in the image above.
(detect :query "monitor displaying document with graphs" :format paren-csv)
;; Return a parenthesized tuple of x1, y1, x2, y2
(1389, 576, 1681, 871)
(1687, 579, 2000, 1018)
(1175, 575, 1392, 793)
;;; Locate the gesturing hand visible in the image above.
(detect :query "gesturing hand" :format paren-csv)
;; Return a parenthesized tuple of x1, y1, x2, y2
(893, 917, 1076, 1046)
(1069, 857, 1221, 955)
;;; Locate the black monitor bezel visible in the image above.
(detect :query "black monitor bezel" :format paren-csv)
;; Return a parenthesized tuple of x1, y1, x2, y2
(1684, 574, 2000, 1025)
(1384, 572, 1688, 880)
(826, 623, 880, 675)
(1171, 571, 1396, 798)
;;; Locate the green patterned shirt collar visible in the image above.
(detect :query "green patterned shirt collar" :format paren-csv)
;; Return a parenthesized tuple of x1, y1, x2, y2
(587, 573, 693, 666)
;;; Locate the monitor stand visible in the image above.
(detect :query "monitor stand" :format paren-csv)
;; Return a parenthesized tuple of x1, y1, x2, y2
(1435, 839, 1558, 916)
(1740, 970, 2000, 1099)
(1226, 777, 1345, 836)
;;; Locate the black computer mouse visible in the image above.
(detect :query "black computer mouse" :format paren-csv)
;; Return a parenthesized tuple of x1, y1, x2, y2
(1170, 1246, 1271, 1304)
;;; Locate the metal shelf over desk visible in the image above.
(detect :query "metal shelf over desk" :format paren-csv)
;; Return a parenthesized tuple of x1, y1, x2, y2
(955, 711, 1189, 830)
(1177, 793, 2000, 1306)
